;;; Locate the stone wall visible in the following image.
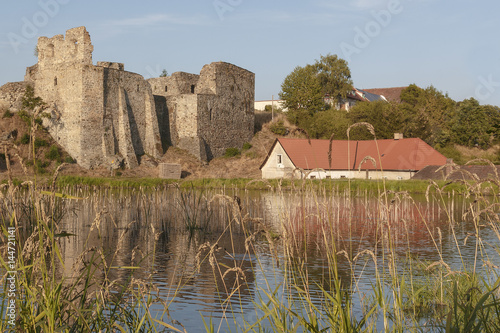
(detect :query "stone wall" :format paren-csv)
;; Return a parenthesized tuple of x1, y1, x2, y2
(197, 62, 254, 160)
(0, 81, 27, 112)
(148, 62, 255, 161)
(1, 26, 255, 168)
(27, 26, 162, 169)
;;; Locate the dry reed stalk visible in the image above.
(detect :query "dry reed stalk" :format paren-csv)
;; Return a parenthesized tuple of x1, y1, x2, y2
(195, 241, 221, 272)
(3, 145, 13, 190)
(51, 162, 67, 191)
(210, 194, 241, 225)
(327, 132, 335, 171)
(244, 179, 273, 191)
(426, 260, 452, 274)
(90, 211, 107, 233)
(347, 122, 376, 140)
(357, 155, 376, 171)
(353, 249, 378, 270)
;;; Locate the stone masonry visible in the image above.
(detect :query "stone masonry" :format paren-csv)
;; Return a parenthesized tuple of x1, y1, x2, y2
(7, 26, 254, 169)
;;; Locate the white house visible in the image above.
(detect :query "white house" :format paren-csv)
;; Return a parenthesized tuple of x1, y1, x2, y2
(254, 100, 286, 112)
(260, 136, 447, 180)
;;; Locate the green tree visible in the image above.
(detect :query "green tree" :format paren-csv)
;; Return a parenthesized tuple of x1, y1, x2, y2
(399, 84, 456, 145)
(314, 54, 353, 104)
(308, 109, 350, 139)
(22, 85, 44, 112)
(348, 101, 404, 139)
(279, 64, 325, 114)
(160, 69, 168, 77)
(450, 98, 500, 148)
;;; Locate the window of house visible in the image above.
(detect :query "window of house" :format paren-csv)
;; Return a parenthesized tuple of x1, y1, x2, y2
(340, 175, 346, 178)
(325, 175, 331, 179)
(277, 154, 282, 165)
(310, 175, 316, 179)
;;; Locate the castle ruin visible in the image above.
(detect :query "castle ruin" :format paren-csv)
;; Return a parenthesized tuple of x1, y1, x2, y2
(13, 26, 254, 169)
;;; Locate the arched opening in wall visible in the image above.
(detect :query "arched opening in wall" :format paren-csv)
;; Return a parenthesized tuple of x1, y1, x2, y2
(209, 108, 212, 121)
(54, 77, 57, 86)
(165, 86, 168, 92)
(137, 84, 140, 92)
(47, 44, 54, 57)
(191, 85, 195, 94)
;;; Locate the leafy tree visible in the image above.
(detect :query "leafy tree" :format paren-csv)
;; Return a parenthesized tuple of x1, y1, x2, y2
(160, 69, 168, 77)
(347, 101, 404, 140)
(449, 98, 500, 148)
(22, 85, 44, 111)
(314, 54, 353, 104)
(279, 64, 325, 118)
(308, 109, 350, 139)
(399, 84, 456, 145)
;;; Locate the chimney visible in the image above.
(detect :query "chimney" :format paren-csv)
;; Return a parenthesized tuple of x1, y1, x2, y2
(394, 133, 403, 140)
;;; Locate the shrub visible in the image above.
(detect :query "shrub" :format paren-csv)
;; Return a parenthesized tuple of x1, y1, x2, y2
(19, 133, 30, 145)
(34, 159, 49, 174)
(2, 109, 13, 119)
(18, 110, 31, 126)
(45, 145, 61, 161)
(245, 151, 257, 159)
(64, 156, 76, 164)
(270, 120, 288, 136)
(242, 142, 252, 151)
(436, 145, 464, 165)
(224, 147, 241, 158)
(34, 138, 48, 149)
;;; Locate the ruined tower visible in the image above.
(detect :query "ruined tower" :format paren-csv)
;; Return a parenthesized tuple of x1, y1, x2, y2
(25, 26, 162, 169)
(17, 26, 254, 168)
(149, 62, 255, 161)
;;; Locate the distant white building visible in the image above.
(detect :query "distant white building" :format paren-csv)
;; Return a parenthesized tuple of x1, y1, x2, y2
(254, 100, 287, 112)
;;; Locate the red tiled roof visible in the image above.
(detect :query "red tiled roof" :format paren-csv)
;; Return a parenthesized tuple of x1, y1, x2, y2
(275, 137, 447, 171)
(363, 87, 407, 103)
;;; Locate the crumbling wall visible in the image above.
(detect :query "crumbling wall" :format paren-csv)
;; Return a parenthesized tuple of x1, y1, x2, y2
(28, 26, 161, 169)
(148, 62, 255, 161)
(0, 81, 28, 112)
(5, 26, 254, 168)
(197, 62, 254, 160)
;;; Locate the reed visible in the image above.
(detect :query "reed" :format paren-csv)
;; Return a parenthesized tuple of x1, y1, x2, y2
(3, 124, 500, 332)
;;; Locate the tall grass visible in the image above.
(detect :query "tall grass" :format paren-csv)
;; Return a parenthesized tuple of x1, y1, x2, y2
(3, 122, 500, 332)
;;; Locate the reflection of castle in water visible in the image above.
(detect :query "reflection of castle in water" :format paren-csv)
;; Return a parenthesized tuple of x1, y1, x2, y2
(56, 189, 259, 310)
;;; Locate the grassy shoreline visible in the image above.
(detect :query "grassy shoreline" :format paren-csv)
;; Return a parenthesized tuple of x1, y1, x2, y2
(1, 175, 487, 194)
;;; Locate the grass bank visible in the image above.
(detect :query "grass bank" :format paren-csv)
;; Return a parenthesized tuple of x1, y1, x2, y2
(4, 175, 477, 194)
(54, 175, 491, 195)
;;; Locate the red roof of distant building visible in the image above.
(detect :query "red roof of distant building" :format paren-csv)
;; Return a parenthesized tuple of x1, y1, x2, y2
(270, 137, 446, 171)
(363, 87, 407, 103)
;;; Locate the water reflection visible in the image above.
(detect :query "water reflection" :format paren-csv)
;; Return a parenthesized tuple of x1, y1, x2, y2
(48, 187, 500, 331)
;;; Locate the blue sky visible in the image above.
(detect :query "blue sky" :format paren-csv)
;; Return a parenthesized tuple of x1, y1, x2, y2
(1, 0, 499, 106)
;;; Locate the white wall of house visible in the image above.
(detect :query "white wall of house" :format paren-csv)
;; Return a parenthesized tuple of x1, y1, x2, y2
(254, 100, 286, 112)
(261, 143, 296, 178)
(295, 169, 416, 180)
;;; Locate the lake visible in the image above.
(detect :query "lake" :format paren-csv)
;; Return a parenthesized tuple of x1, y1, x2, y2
(11, 185, 500, 331)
